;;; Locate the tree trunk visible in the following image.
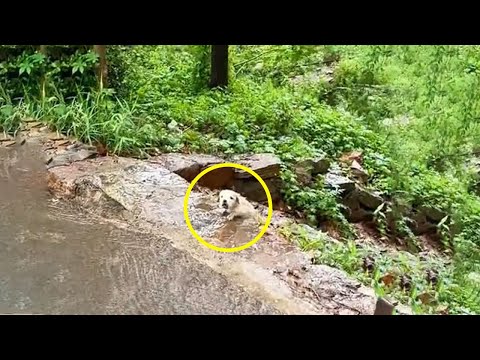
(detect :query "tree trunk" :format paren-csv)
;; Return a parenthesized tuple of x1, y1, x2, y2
(209, 45, 229, 88)
(93, 45, 108, 90)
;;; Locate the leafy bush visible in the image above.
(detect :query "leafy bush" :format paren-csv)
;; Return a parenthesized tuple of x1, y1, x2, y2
(2, 44, 480, 313)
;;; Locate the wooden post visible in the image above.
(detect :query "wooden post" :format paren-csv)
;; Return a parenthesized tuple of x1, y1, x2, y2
(93, 45, 107, 90)
(209, 45, 229, 88)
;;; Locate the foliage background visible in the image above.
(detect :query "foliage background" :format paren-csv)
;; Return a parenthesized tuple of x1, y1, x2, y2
(1, 45, 480, 314)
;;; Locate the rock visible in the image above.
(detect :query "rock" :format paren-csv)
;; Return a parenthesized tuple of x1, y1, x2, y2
(3, 140, 16, 147)
(46, 154, 72, 168)
(418, 205, 447, 223)
(233, 177, 282, 204)
(46, 148, 97, 169)
(307, 264, 377, 315)
(55, 139, 70, 145)
(70, 149, 97, 162)
(0, 134, 13, 142)
(234, 153, 282, 179)
(294, 156, 330, 185)
(311, 156, 330, 175)
(25, 121, 43, 129)
(340, 151, 363, 165)
(374, 298, 395, 315)
(47, 132, 66, 141)
(410, 211, 436, 235)
(342, 191, 372, 222)
(45, 155, 53, 165)
(150, 153, 233, 189)
(291, 224, 340, 244)
(294, 164, 312, 185)
(325, 172, 355, 194)
(350, 160, 368, 183)
(66, 142, 81, 151)
(232, 153, 283, 205)
(356, 187, 383, 210)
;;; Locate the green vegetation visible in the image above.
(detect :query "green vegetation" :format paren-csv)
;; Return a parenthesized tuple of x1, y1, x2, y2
(1, 45, 479, 314)
(280, 223, 480, 315)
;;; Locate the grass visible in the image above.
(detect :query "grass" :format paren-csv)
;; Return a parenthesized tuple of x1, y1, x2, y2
(280, 223, 480, 315)
(1, 45, 480, 314)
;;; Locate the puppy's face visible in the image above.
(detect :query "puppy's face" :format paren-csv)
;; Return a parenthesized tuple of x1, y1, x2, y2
(218, 190, 239, 211)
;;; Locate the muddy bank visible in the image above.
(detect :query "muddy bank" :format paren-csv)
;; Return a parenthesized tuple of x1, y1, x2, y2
(1, 143, 285, 314)
(15, 128, 410, 315)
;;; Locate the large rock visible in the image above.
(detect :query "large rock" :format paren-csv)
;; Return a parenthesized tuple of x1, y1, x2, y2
(410, 211, 437, 235)
(356, 186, 383, 210)
(417, 205, 447, 223)
(325, 172, 356, 194)
(342, 191, 373, 223)
(294, 156, 330, 185)
(149, 153, 234, 190)
(233, 153, 282, 179)
(232, 153, 283, 204)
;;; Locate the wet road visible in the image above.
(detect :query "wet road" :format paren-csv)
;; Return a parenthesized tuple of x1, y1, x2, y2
(0, 144, 278, 314)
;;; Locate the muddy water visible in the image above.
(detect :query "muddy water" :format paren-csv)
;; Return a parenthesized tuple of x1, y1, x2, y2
(190, 197, 261, 249)
(0, 144, 278, 314)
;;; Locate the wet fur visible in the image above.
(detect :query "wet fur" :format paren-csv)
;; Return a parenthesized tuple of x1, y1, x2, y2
(218, 189, 258, 221)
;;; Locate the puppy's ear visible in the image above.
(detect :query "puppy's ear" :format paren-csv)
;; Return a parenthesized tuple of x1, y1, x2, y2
(235, 196, 240, 204)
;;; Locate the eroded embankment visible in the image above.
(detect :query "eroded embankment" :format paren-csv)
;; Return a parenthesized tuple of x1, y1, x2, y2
(10, 123, 410, 314)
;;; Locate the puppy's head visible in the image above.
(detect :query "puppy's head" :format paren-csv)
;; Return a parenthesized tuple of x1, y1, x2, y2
(218, 189, 240, 211)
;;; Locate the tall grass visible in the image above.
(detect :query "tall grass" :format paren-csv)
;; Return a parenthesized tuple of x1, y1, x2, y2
(1, 45, 479, 313)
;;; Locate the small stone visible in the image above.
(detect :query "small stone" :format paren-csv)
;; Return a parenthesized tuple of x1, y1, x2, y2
(66, 142, 81, 151)
(362, 256, 375, 272)
(426, 269, 438, 285)
(26, 122, 43, 129)
(54, 140, 70, 147)
(3, 140, 16, 147)
(400, 274, 412, 291)
(46, 154, 72, 168)
(417, 291, 435, 305)
(374, 298, 395, 315)
(0, 134, 13, 142)
(70, 149, 97, 163)
(48, 132, 66, 141)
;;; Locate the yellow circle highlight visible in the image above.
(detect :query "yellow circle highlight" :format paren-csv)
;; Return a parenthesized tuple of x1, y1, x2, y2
(183, 163, 273, 253)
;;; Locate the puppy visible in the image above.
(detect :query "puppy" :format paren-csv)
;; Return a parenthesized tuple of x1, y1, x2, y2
(218, 189, 259, 222)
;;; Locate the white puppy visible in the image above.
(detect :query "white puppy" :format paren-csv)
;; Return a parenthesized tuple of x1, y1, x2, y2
(218, 189, 259, 221)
